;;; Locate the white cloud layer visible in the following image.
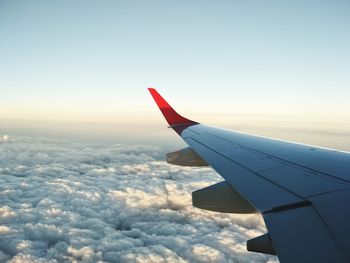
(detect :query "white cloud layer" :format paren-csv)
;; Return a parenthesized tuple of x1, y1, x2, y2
(0, 137, 278, 263)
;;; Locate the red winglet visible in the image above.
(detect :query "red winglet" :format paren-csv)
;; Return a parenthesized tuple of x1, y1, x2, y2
(148, 88, 198, 134)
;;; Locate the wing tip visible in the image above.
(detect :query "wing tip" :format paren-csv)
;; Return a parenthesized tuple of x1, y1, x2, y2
(147, 87, 198, 130)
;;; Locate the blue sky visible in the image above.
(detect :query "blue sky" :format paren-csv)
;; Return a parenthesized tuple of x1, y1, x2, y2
(1, 0, 350, 145)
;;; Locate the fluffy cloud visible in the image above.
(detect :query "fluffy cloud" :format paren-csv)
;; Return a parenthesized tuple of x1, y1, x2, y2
(0, 137, 278, 263)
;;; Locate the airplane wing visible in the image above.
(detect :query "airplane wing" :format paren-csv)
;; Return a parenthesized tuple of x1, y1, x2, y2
(148, 88, 350, 263)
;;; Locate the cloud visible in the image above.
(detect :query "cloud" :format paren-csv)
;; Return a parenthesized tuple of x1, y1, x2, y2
(0, 137, 278, 263)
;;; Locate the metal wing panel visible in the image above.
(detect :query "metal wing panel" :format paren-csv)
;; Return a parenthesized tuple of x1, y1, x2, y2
(260, 165, 349, 197)
(184, 137, 302, 211)
(309, 189, 350, 234)
(184, 130, 286, 172)
(263, 205, 348, 263)
(183, 126, 350, 200)
(309, 189, 350, 259)
(189, 125, 350, 182)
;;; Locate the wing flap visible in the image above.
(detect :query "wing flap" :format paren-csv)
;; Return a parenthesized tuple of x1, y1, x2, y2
(309, 189, 350, 259)
(264, 205, 347, 263)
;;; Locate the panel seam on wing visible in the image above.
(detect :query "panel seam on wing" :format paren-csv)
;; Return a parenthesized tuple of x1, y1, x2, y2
(206, 131, 350, 184)
(189, 137, 304, 201)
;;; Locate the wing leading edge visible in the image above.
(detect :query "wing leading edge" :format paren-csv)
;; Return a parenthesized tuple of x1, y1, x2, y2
(148, 88, 350, 263)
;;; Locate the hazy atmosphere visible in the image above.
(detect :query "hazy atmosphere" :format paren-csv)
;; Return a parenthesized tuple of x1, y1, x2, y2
(1, 0, 349, 262)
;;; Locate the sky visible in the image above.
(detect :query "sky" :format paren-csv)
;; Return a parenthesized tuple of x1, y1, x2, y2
(1, 0, 350, 148)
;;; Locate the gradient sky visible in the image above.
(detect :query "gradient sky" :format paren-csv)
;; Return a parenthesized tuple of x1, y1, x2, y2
(1, 0, 350, 147)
